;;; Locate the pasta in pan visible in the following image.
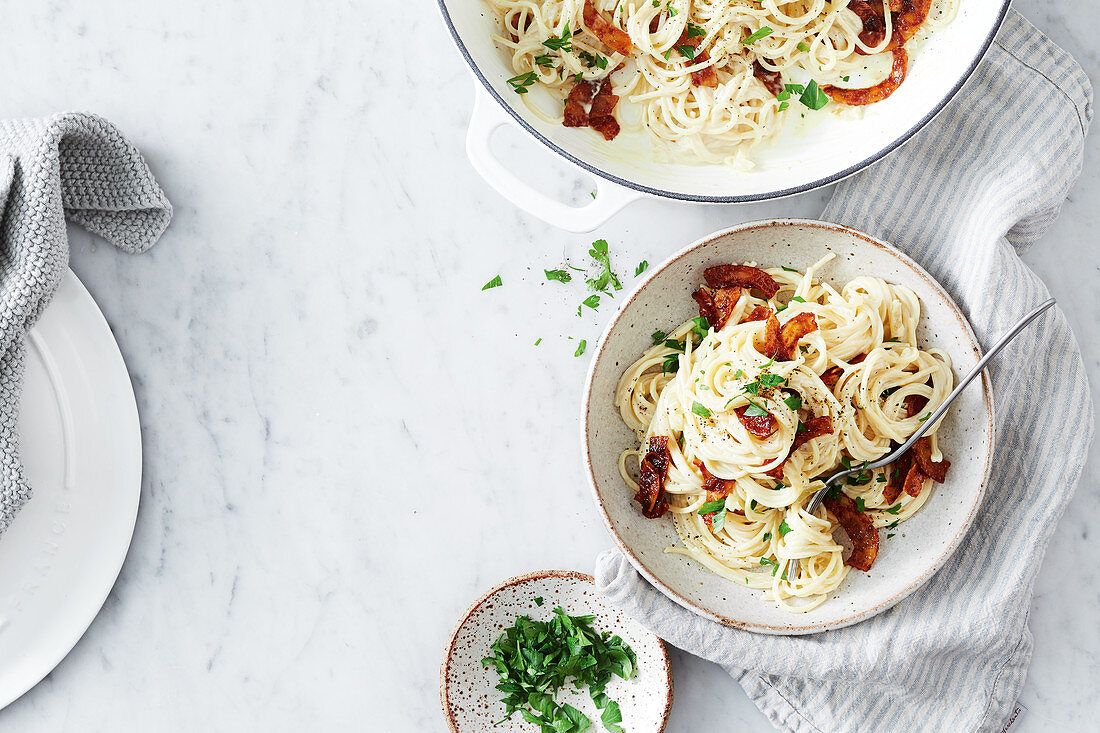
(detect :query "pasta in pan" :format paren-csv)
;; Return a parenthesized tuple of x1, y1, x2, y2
(615, 255, 953, 611)
(483, 0, 958, 165)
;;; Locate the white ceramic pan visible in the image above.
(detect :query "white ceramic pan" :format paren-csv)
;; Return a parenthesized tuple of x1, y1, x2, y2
(438, 1, 1009, 231)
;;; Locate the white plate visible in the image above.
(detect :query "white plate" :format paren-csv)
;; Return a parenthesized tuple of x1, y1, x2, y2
(582, 220, 995, 634)
(441, 571, 673, 732)
(0, 270, 141, 708)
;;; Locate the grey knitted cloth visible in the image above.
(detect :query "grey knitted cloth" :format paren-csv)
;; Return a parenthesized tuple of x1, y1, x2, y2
(596, 12, 1092, 733)
(0, 113, 171, 532)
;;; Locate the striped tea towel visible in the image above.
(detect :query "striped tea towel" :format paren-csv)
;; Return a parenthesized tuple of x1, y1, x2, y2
(596, 12, 1093, 733)
(0, 113, 171, 533)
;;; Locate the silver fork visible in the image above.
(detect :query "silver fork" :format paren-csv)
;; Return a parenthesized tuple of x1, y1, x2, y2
(783, 297, 1057, 583)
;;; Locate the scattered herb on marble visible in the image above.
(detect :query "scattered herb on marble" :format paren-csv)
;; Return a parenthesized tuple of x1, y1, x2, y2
(586, 239, 622, 294)
(635, 260, 648, 276)
(482, 275, 503, 290)
(481, 606, 637, 733)
(575, 340, 587, 357)
(546, 268, 572, 283)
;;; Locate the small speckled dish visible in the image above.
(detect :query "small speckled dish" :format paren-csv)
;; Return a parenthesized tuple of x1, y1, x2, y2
(441, 570, 673, 732)
(581, 219, 995, 635)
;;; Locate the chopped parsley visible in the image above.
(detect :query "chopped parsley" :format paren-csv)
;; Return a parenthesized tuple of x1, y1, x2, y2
(586, 239, 622, 293)
(743, 401, 768, 417)
(534, 338, 542, 346)
(742, 26, 774, 45)
(651, 330, 667, 345)
(799, 79, 829, 110)
(481, 606, 636, 732)
(797, 41, 810, 52)
(918, 412, 932, 422)
(581, 294, 601, 311)
(759, 557, 781, 576)
(575, 340, 587, 357)
(887, 532, 896, 539)
(686, 23, 707, 38)
(482, 275, 503, 290)
(690, 316, 711, 339)
(762, 532, 773, 542)
(854, 496, 866, 513)
(691, 401, 712, 418)
(884, 503, 902, 515)
(534, 53, 555, 69)
(635, 260, 648, 276)
(506, 72, 538, 95)
(534, 596, 544, 606)
(675, 44, 696, 60)
(784, 392, 802, 410)
(778, 520, 793, 536)
(542, 22, 573, 52)
(578, 50, 608, 70)
(545, 268, 571, 283)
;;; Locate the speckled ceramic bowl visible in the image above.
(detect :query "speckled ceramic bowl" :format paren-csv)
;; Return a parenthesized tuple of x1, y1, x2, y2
(441, 570, 673, 731)
(581, 219, 995, 634)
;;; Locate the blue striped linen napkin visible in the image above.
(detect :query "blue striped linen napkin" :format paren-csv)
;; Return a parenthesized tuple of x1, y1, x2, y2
(595, 12, 1093, 733)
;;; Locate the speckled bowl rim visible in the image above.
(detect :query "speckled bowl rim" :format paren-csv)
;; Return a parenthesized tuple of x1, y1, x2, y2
(440, 570, 675, 731)
(580, 219, 996, 634)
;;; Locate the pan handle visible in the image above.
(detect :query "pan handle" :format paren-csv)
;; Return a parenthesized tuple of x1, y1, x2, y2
(465, 84, 643, 233)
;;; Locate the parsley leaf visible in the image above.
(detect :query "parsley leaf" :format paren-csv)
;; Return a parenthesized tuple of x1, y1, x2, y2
(797, 41, 810, 52)
(799, 79, 829, 110)
(784, 392, 802, 410)
(686, 23, 707, 38)
(586, 239, 622, 293)
(762, 532, 773, 542)
(885, 503, 902, 515)
(542, 22, 573, 52)
(574, 340, 587, 357)
(778, 520, 792, 536)
(742, 26, 774, 45)
(482, 275, 503, 290)
(781, 266, 799, 272)
(919, 412, 932, 422)
(743, 401, 768, 418)
(581, 294, 601, 311)
(635, 260, 648, 276)
(651, 330, 667, 345)
(545, 268, 571, 282)
(675, 44, 696, 60)
(691, 401, 712, 418)
(691, 316, 711, 338)
(506, 72, 538, 95)
(698, 499, 726, 515)
(855, 496, 866, 512)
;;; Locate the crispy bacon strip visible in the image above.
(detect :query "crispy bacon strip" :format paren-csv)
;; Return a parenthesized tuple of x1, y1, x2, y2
(735, 406, 777, 438)
(912, 436, 950, 483)
(741, 305, 772, 324)
(674, 30, 718, 88)
(849, 0, 887, 51)
(754, 315, 782, 357)
(691, 289, 718, 326)
(704, 264, 780, 299)
(753, 60, 784, 97)
(891, 0, 933, 48)
(821, 354, 865, 389)
(698, 462, 735, 503)
(563, 80, 595, 127)
(711, 287, 742, 330)
(636, 436, 671, 518)
(824, 492, 880, 571)
(904, 393, 928, 418)
(588, 79, 621, 140)
(777, 313, 818, 360)
(583, 0, 633, 56)
(823, 47, 908, 106)
(882, 450, 912, 504)
(902, 461, 927, 498)
(793, 415, 834, 451)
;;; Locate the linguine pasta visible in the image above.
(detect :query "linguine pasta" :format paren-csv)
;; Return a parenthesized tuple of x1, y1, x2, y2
(483, 0, 959, 165)
(615, 255, 953, 612)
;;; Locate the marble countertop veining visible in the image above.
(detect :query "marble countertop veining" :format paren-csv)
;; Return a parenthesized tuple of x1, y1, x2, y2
(0, 1, 1095, 731)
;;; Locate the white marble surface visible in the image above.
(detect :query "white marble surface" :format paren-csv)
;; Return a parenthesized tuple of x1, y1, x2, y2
(0, 1, 1095, 731)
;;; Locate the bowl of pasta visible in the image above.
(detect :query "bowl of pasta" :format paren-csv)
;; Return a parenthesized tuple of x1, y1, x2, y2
(581, 219, 994, 633)
(438, 0, 1010, 231)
